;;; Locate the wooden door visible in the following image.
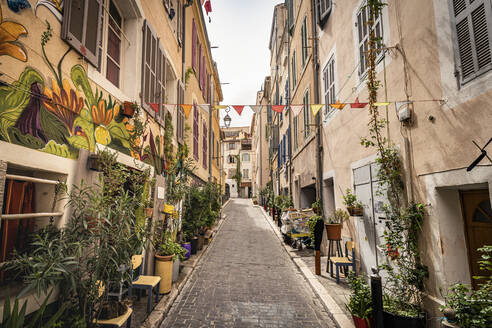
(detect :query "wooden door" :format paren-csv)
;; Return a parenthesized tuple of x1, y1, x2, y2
(460, 190, 492, 289)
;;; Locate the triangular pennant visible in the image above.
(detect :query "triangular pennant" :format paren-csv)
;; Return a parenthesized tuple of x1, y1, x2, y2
(199, 104, 211, 112)
(232, 105, 245, 116)
(180, 104, 193, 118)
(311, 104, 323, 116)
(204, 0, 212, 15)
(249, 105, 263, 114)
(272, 105, 285, 113)
(291, 105, 303, 116)
(350, 97, 368, 108)
(164, 104, 175, 114)
(374, 102, 390, 107)
(330, 101, 346, 110)
(148, 103, 160, 113)
(215, 105, 228, 110)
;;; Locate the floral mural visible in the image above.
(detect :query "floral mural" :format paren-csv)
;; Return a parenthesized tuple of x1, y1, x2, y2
(0, 5, 28, 61)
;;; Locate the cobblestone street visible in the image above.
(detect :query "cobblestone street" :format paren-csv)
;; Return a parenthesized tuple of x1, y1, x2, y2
(160, 199, 335, 327)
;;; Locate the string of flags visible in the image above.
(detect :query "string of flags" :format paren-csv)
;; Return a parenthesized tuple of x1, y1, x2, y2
(147, 98, 438, 120)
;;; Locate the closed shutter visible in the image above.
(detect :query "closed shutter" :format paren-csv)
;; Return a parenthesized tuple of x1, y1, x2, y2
(301, 17, 308, 66)
(157, 48, 166, 121)
(177, 82, 185, 144)
(62, 0, 103, 67)
(317, 0, 332, 24)
(288, 0, 294, 30)
(192, 20, 197, 72)
(203, 122, 207, 168)
(141, 20, 160, 117)
(177, 0, 183, 45)
(451, 0, 492, 84)
(193, 104, 199, 160)
(198, 45, 202, 89)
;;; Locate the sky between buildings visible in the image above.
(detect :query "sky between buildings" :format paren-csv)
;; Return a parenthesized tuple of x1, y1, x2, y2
(205, 0, 280, 128)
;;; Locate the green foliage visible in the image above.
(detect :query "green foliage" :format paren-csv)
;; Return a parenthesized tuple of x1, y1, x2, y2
(184, 67, 195, 88)
(275, 195, 293, 212)
(342, 189, 363, 208)
(155, 233, 186, 261)
(308, 215, 323, 246)
(312, 199, 321, 213)
(232, 155, 242, 194)
(327, 209, 349, 224)
(441, 246, 492, 327)
(346, 273, 373, 320)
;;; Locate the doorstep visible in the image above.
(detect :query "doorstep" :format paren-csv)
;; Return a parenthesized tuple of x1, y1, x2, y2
(140, 209, 230, 328)
(254, 201, 354, 328)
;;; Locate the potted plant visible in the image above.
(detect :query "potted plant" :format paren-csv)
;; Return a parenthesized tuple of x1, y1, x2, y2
(346, 273, 374, 328)
(343, 188, 363, 216)
(312, 199, 321, 214)
(253, 196, 258, 205)
(308, 215, 324, 250)
(122, 101, 138, 117)
(154, 234, 180, 294)
(325, 209, 349, 240)
(180, 231, 192, 260)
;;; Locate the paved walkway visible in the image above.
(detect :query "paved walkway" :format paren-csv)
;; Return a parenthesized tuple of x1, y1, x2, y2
(160, 199, 335, 328)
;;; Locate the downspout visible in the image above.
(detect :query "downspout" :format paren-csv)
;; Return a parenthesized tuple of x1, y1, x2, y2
(287, 11, 293, 200)
(311, 0, 323, 218)
(208, 73, 212, 182)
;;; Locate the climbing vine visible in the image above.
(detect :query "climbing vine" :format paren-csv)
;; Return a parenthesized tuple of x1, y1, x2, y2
(232, 154, 242, 195)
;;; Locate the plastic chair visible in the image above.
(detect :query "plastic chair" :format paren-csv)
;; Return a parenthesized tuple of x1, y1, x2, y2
(129, 255, 161, 314)
(328, 241, 356, 283)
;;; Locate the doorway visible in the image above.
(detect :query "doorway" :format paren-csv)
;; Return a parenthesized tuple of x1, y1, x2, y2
(460, 189, 492, 289)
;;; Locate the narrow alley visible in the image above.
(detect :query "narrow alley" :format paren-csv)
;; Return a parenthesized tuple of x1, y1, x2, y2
(160, 199, 334, 328)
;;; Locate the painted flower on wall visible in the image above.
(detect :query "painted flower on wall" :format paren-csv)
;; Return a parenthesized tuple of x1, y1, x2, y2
(0, 5, 28, 61)
(91, 99, 120, 145)
(6, 0, 31, 13)
(42, 79, 84, 134)
(34, 0, 63, 21)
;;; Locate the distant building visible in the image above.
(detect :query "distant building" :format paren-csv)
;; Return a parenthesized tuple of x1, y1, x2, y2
(222, 127, 253, 198)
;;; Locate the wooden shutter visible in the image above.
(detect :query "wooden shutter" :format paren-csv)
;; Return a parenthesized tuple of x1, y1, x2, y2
(288, 0, 294, 30)
(192, 20, 197, 72)
(318, 0, 332, 24)
(177, 82, 185, 144)
(203, 122, 207, 168)
(451, 0, 492, 84)
(193, 104, 199, 160)
(62, 0, 103, 67)
(177, 0, 183, 45)
(141, 20, 159, 117)
(198, 45, 203, 90)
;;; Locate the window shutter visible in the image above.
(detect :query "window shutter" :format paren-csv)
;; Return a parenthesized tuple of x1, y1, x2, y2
(203, 122, 207, 168)
(177, 0, 183, 44)
(177, 82, 185, 143)
(62, 0, 103, 67)
(192, 20, 197, 72)
(452, 0, 492, 84)
(318, 0, 332, 24)
(141, 20, 159, 116)
(193, 104, 199, 160)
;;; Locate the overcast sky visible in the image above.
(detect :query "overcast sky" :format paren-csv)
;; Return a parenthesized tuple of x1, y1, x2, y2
(205, 0, 280, 127)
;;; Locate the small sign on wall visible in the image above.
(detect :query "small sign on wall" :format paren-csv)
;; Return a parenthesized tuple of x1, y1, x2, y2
(157, 187, 165, 200)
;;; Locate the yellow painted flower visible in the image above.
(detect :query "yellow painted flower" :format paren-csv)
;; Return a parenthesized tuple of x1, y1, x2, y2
(43, 79, 84, 134)
(0, 6, 28, 61)
(91, 100, 119, 145)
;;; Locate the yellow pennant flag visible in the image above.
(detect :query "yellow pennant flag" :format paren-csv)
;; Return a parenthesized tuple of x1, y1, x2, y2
(374, 102, 390, 107)
(181, 104, 193, 118)
(214, 105, 228, 110)
(310, 104, 323, 116)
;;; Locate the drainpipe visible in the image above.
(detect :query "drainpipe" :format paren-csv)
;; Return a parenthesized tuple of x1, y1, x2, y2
(208, 73, 212, 182)
(311, 0, 323, 218)
(287, 14, 293, 200)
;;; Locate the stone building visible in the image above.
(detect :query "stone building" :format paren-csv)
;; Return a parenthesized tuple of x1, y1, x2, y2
(222, 127, 253, 198)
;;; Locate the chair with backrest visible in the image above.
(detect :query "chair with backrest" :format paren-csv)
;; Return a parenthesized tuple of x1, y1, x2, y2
(129, 255, 161, 314)
(328, 241, 356, 283)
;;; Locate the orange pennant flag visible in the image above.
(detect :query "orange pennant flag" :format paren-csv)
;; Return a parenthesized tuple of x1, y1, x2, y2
(272, 105, 285, 113)
(330, 101, 346, 110)
(181, 104, 193, 119)
(233, 105, 245, 116)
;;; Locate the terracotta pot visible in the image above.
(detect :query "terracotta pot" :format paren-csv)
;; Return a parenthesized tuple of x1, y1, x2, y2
(122, 101, 136, 117)
(145, 208, 153, 218)
(352, 316, 374, 328)
(155, 254, 174, 294)
(347, 206, 363, 216)
(325, 223, 342, 240)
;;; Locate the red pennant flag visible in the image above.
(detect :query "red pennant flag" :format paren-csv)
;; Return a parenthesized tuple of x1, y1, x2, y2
(148, 103, 159, 113)
(272, 105, 285, 113)
(350, 97, 368, 108)
(232, 105, 244, 116)
(204, 0, 212, 15)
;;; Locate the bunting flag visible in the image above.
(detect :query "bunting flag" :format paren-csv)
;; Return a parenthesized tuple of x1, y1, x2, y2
(310, 104, 323, 116)
(164, 104, 175, 114)
(148, 103, 160, 113)
(350, 97, 368, 108)
(232, 105, 245, 116)
(181, 104, 193, 119)
(291, 105, 303, 116)
(330, 101, 346, 110)
(215, 105, 228, 110)
(374, 102, 390, 107)
(199, 104, 211, 112)
(204, 0, 212, 15)
(249, 105, 263, 113)
(272, 105, 285, 113)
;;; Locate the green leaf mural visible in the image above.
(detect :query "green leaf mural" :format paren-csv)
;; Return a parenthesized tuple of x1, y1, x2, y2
(40, 107, 69, 145)
(8, 126, 44, 149)
(71, 64, 95, 107)
(42, 140, 77, 159)
(0, 68, 44, 141)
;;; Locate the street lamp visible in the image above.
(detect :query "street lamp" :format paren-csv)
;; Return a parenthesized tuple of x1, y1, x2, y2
(223, 107, 232, 128)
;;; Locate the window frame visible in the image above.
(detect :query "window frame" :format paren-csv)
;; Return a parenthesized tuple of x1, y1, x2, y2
(301, 16, 308, 67)
(193, 103, 199, 160)
(292, 51, 297, 88)
(356, 1, 384, 78)
(317, 0, 332, 25)
(323, 55, 336, 118)
(303, 89, 310, 138)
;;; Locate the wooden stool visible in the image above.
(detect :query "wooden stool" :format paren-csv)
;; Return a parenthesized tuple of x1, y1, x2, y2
(326, 239, 343, 273)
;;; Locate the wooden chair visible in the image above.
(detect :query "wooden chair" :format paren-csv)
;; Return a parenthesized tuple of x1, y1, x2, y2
(129, 255, 161, 314)
(328, 241, 356, 283)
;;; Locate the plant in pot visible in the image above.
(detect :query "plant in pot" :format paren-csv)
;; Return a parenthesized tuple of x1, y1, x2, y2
(308, 215, 324, 249)
(312, 199, 321, 214)
(346, 273, 373, 328)
(122, 101, 138, 117)
(325, 209, 349, 241)
(343, 188, 363, 216)
(440, 245, 492, 328)
(153, 231, 183, 294)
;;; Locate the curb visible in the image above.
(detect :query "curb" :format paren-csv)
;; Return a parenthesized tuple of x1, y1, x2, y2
(142, 206, 230, 328)
(254, 204, 354, 328)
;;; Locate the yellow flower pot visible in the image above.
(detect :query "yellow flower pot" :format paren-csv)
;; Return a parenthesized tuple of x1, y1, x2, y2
(154, 254, 173, 294)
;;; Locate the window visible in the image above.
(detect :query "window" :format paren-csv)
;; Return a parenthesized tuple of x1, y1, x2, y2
(141, 20, 166, 118)
(199, 45, 203, 90)
(216, 141, 220, 166)
(192, 20, 197, 72)
(323, 55, 336, 117)
(292, 51, 297, 88)
(450, 0, 492, 85)
(243, 169, 249, 179)
(242, 153, 250, 162)
(301, 17, 308, 67)
(288, 0, 295, 30)
(97, 0, 123, 87)
(317, 0, 332, 24)
(356, 1, 384, 77)
(62, 0, 103, 67)
(177, 82, 185, 143)
(193, 104, 199, 160)
(228, 155, 235, 164)
(203, 122, 207, 168)
(303, 90, 310, 138)
(229, 142, 236, 150)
